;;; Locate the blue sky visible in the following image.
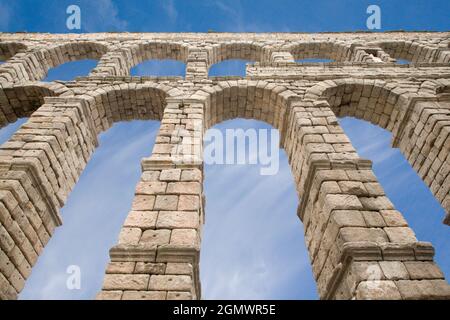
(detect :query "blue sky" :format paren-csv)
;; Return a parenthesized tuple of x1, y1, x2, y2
(0, 0, 448, 300)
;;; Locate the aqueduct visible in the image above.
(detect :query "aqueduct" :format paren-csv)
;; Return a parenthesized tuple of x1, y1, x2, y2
(0, 32, 449, 300)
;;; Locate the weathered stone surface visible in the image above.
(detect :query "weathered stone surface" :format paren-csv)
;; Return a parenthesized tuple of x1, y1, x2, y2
(160, 169, 181, 181)
(166, 263, 193, 275)
(102, 274, 149, 290)
(140, 229, 171, 246)
(123, 211, 158, 229)
(167, 291, 193, 300)
(356, 280, 402, 300)
(95, 290, 123, 300)
(135, 262, 166, 274)
(379, 261, 409, 280)
(132, 195, 155, 211)
(403, 262, 444, 280)
(396, 280, 450, 299)
(154, 195, 178, 210)
(170, 229, 199, 246)
(384, 227, 417, 243)
(122, 290, 166, 300)
(156, 211, 199, 229)
(106, 262, 136, 274)
(178, 195, 200, 211)
(118, 228, 142, 245)
(148, 275, 192, 291)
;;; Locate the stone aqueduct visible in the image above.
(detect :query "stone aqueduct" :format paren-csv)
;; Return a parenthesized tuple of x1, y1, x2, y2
(0, 32, 449, 300)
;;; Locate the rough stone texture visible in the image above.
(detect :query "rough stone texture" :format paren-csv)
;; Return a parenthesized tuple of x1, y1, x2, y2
(0, 32, 449, 300)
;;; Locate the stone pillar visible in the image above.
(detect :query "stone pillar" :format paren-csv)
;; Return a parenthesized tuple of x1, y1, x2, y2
(271, 51, 295, 64)
(0, 97, 98, 299)
(393, 98, 450, 225)
(185, 50, 208, 82)
(89, 49, 131, 77)
(283, 100, 450, 299)
(97, 99, 205, 300)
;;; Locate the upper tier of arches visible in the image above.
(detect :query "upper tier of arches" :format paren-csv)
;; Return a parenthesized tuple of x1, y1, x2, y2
(0, 38, 448, 82)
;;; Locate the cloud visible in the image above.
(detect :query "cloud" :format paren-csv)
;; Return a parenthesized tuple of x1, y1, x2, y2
(160, 0, 178, 23)
(212, 0, 291, 32)
(81, 0, 128, 32)
(201, 120, 316, 300)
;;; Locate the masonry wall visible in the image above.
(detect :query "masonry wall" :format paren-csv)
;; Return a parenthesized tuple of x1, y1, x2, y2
(0, 32, 449, 300)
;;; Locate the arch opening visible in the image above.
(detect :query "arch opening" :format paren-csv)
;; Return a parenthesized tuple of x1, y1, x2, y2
(131, 59, 186, 77)
(209, 43, 267, 67)
(201, 118, 317, 299)
(0, 119, 28, 145)
(339, 117, 450, 280)
(395, 59, 411, 65)
(0, 83, 170, 299)
(287, 42, 354, 62)
(44, 59, 99, 81)
(208, 59, 252, 77)
(82, 84, 170, 134)
(121, 42, 189, 76)
(5, 41, 109, 81)
(309, 79, 450, 225)
(376, 41, 440, 63)
(0, 83, 64, 128)
(19, 119, 161, 299)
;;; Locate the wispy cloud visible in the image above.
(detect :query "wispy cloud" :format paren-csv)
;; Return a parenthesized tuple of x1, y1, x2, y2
(201, 120, 316, 300)
(159, 0, 178, 24)
(212, 0, 291, 32)
(81, 0, 128, 32)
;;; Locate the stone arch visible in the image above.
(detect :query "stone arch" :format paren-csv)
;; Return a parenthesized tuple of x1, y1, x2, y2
(305, 79, 411, 136)
(77, 83, 183, 134)
(0, 41, 109, 82)
(192, 80, 340, 201)
(0, 42, 28, 61)
(91, 41, 189, 77)
(95, 79, 450, 300)
(0, 82, 71, 126)
(0, 82, 184, 299)
(194, 80, 296, 131)
(282, 42, 357, 62)
(207, 42, 270, 66)
(371, 41, 442, 63)
(306, 78, 450, 225)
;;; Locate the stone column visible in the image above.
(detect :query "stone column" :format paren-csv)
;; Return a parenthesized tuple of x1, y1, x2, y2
(97, 99, 205, 300)
(393, 97, 450, 225)
(89, 49, 131, 77)
(283, 100, 450, 299)
(185, 49, 209, 82)
(0, 97, 98, 299)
